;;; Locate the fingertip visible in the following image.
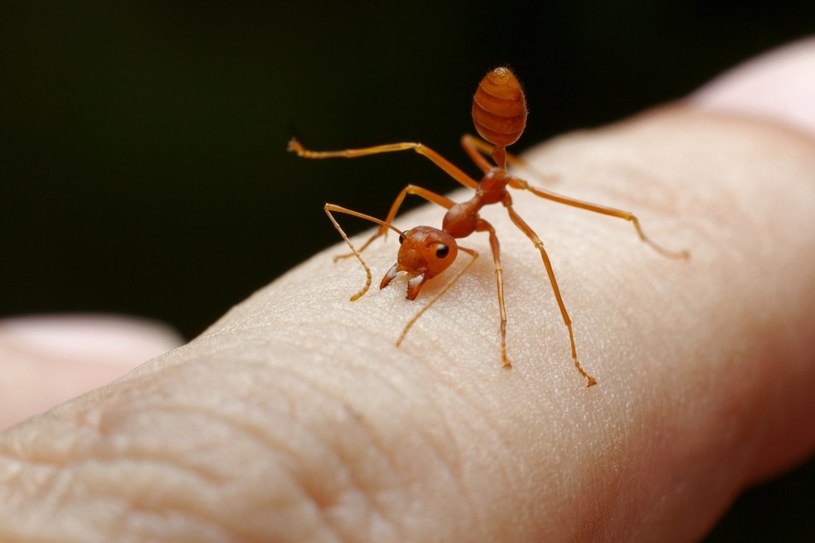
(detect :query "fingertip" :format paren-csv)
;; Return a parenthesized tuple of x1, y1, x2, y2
(0, 314, 182, 364)
(0, 314, 183, 429)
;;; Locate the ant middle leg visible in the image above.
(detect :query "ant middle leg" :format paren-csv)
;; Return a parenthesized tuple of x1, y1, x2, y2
(396, 246, 479, 349)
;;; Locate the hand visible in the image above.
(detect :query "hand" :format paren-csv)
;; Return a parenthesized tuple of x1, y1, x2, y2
(2, 39, 814, 541)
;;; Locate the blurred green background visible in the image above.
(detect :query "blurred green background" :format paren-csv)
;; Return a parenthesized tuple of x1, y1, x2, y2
(1, 1, 813, 540)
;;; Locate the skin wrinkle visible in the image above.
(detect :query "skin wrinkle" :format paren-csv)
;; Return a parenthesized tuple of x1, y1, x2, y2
(284, 338, 477, 537)
(263, 307, 525, 539)
(256, 362, 403, 537)
(0, 418, 102, 468)
(36, 462, 77, 509)
(124, 494, 240, 542)
(82, 463, 230, 534)
(226, 367, 403, 539)
(9, 356, 366, 540)
(99, 471, 246, 543)
(117, 511, 237, 543)
(111, 438, 330, 540)
(1, 503, 120, 543)
(0, 460, 241, 543)
(100, 405, 279, 483)
(91, 431, 244, 502)
(200, 344, 448, 539)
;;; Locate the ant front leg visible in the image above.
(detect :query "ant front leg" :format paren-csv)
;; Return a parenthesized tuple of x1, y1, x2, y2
(508, 176, 689, 260)
(502, 196, 597, 387)
(323, 204, 405, 301)
(395, 246, 479, 349)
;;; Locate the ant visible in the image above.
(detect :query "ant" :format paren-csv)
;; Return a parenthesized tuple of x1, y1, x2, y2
(288, 67, 688, 387)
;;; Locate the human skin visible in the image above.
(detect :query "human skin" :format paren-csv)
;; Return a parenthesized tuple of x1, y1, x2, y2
(1, 41, 814, 541)
(0, 316, 182, 431)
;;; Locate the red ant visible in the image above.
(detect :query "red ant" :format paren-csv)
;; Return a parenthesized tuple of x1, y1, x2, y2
(288, 67, 688, 386)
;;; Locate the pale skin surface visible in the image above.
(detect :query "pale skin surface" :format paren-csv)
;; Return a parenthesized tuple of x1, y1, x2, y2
(0, 316, 182, 431)
(2, 40, 815, 541)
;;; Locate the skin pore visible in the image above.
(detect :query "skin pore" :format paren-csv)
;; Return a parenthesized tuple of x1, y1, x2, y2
(1, 40, 814, 542)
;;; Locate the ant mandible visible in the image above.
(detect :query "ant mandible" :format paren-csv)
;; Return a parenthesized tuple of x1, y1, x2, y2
(288, 67, 688, 387)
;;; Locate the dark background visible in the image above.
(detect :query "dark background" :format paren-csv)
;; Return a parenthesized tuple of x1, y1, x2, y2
(1, 1, 813, 539)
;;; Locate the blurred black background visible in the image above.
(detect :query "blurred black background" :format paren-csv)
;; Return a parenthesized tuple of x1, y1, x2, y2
(1, 1, 813, 539)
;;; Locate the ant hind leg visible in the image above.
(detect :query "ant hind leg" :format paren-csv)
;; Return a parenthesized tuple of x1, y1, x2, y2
(502, 200, 597, 386)
(508, 176, 689, 260)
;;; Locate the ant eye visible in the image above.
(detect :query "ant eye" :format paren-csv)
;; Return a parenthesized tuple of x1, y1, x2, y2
(399, 231, 408, 244)
(435, 244, 449, 259)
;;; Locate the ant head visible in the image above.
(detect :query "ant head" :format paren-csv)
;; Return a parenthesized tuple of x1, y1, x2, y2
(380, 226, 458, 300)
(472, 67, 528, 150)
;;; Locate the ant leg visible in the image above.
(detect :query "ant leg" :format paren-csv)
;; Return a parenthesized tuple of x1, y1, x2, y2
(474, 219, 511, 368)
(396, 247, 479, 348)
(334, 184, 456, 261)
(461, 134, 559, 184)
(380, 185, 456, 220)
(288, 138, 479, 190)
(503, 199, 597, 386)
(508, 176, 689, 259)
(324, 204, 403, 301)
(460, 134, 494, 173)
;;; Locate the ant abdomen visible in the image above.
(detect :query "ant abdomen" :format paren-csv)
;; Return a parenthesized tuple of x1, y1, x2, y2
(471, 67, 528, 148)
